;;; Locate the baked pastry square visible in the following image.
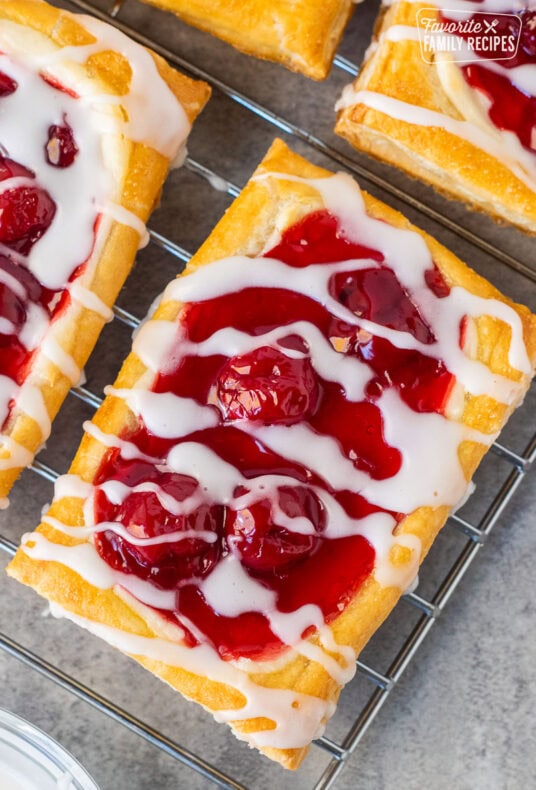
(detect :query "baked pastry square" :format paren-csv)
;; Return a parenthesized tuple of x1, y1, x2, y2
(0, 0, 210, 503)
(335, 2, 536, 233)
(7, 139, 536, 769)
(137, 0, 355, 79)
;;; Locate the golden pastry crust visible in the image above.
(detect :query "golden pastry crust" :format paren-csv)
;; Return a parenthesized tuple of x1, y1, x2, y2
(137, 0, 355, 79)
(335, 3, 536, 233)
(0, 0, 210, 499)
(7, 139, 536, 769)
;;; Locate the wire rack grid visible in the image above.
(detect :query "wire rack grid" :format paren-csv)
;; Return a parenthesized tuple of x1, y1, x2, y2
(0, 1, 535, 788)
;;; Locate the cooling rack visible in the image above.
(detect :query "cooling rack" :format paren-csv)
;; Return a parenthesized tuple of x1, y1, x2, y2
(0, 1, 535, 788)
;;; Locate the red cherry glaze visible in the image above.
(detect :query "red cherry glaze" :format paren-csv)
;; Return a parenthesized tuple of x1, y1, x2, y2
(0, 255, 61, 395)
(462, 62, 535, 153)
(518, 11, 536, 62)
(94, 459, 223, 591)
(40, 73, 79, 99)
(225, 486, 325, 573)
(178, 586, 282, 660)
(357, 336, 455, 413)
(176, 532, 375, 660)
(274, 534, 375, 621)
(312, 385, 402, 479)
(46, 122, 79, 168)
(94, 209, 455, 660)
(0, 185, 56, 254)
(440, 10, 536, 153)
(0, 148, 91, 424)
(266, 209, 384, 267)
(330, 267, 435, 344)
(0, 154, 56, 255)
(0, 71, 17, 97)
(0, 156, 34, 182)
(217, 345, 320, 425)
(424, 266, 450, 299)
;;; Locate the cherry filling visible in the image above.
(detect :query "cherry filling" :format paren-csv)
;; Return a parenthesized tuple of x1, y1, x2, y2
(94, 459, 223, 590)
(462, 63, 536, 153)
(0, 155, 56, 255)
(0, 71, 17, 97)
(266, 209, 384, 266)
(217, 345, 320, 425)
(45, 122, 79, 168)
(0, 255, 62, 395)
(0, 151, 61, 397)
(0, 72, 86, 422)
(225, 486, 326, 573)
(94, 209, 455, 660)
(440, 10, 536, 153)
(330, 267, 435, 344)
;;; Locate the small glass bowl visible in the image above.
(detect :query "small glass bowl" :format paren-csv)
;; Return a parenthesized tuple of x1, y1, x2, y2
(0, 708, 99, 790)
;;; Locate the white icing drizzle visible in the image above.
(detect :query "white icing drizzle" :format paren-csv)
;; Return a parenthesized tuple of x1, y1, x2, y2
(48, 601, 335, 750)
(17, 383, 51, 438)
(0, 53, 111, 290)
(32, 14, 191, 160)
(54, 473, 94, 501)
(336, 88, 536, 191)
(69, 282, 113, 321)
(0, 434, 33, 470)
(41, 335, 81, 385)
(132, 320, 179, 373)
(22, 170, 532, 750)
(42, 513, 218, 547)
(0, 10, 192, 485)
(21, 532, 176, 610)
(100, 200, 150, 244)
(18, 303, 49, 351)
(98, 479, 202, 518)
(106, 387, 220, 438)
(0, 317, 15, 334)
(82, 421, 158, 463)
(167, 316, 373, 401)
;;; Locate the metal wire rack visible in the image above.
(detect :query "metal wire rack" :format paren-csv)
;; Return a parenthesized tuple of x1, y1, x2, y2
(0, 1, 534, 788)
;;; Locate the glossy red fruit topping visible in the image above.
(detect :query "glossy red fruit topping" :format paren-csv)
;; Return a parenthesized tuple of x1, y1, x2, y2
(0, 156, 34, 182)
(0, 255, 59, 391)
(177, 586, 282, 660)
(95, 208, 456, 661)
(439, 9, 536, 152)
(313, 389, 402, 479)
(0, 71, 17, 97)
(0, 186, 56, 255)
(177, 531, 376, 661)
(94, 460, 223, 590)
(519, 11, 536, 61)
(266, 209, 384, 267)
(217, 345, 320, 425)
(463, 62, 536, 152)
(424, 266, 450, 298)
(330, 267, 435, 344)
(225, 486, 325, 572)
(45, 122, 79, 168)
(0, 155, 56, 255)
(353, 334, 454, 413)
(40, 73, 79, 98)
